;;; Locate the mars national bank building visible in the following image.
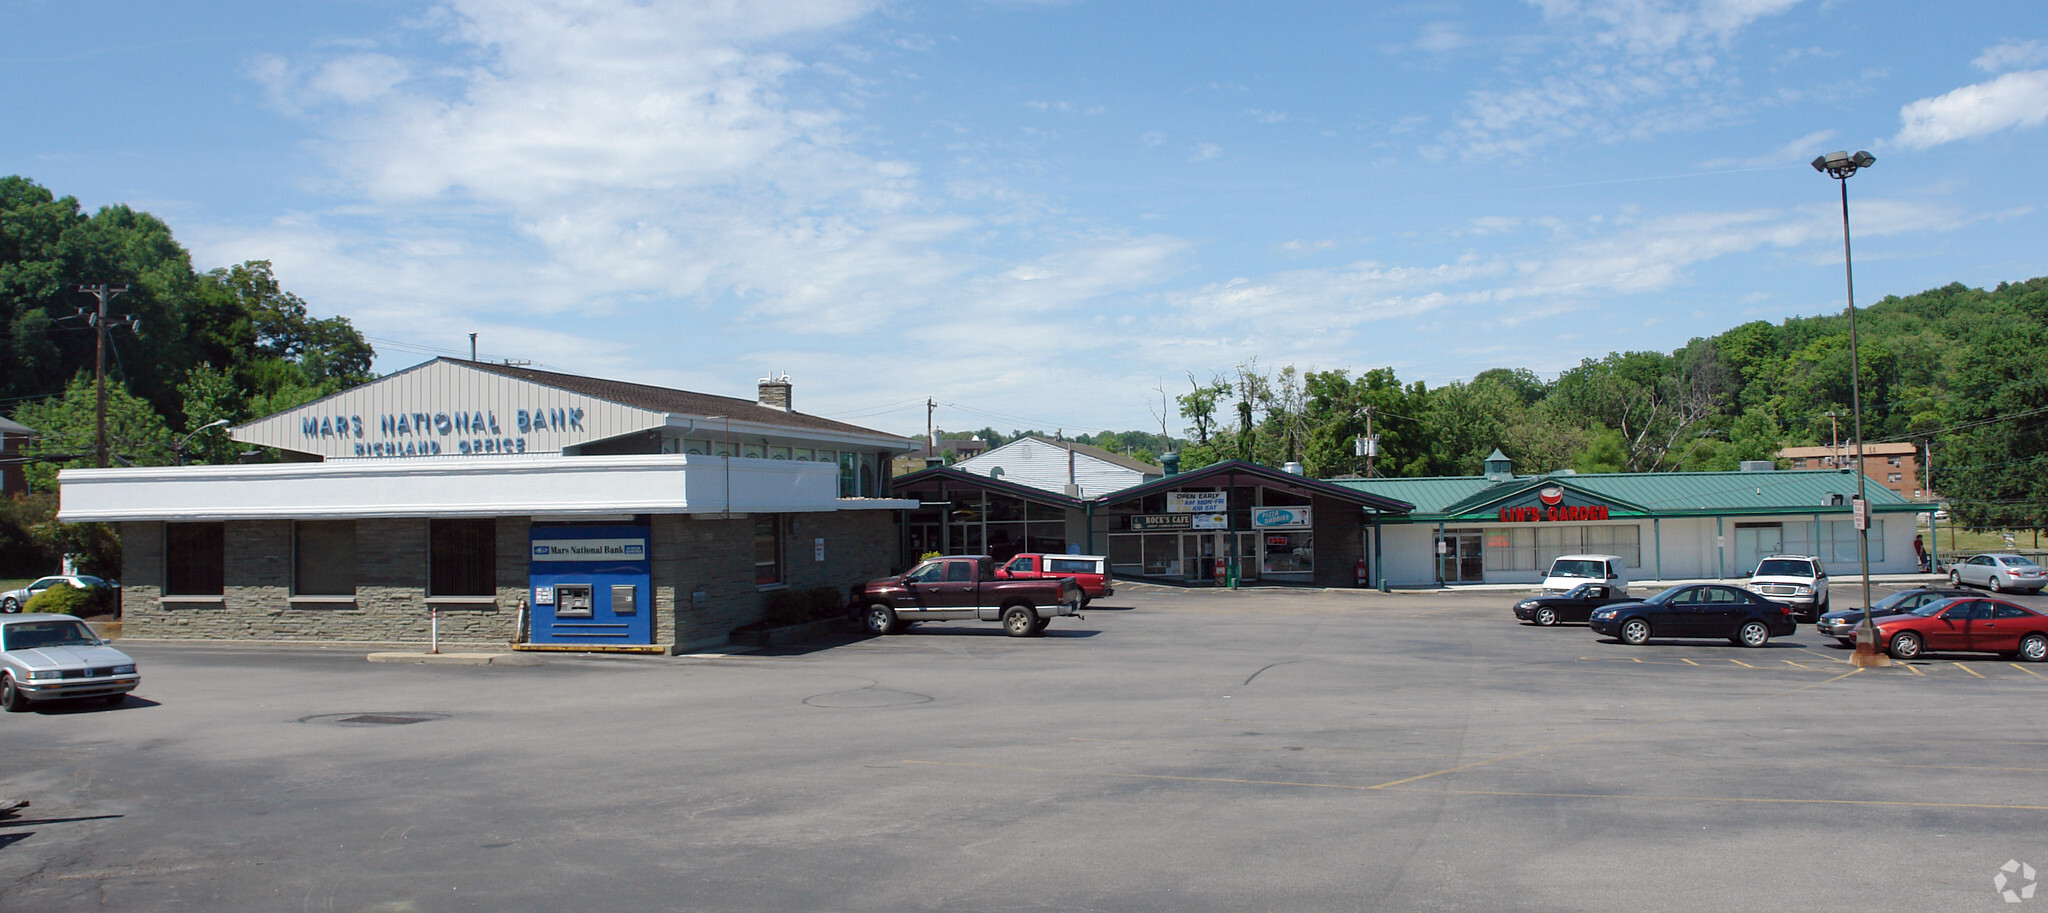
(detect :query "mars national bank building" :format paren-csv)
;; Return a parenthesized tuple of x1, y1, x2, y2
(57, 359, 916, 652)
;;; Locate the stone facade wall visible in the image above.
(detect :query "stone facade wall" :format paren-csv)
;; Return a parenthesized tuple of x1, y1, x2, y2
(119, 509, 901, 650)
(664, 510, 900, 650)
(1311, 496, 1366, 588)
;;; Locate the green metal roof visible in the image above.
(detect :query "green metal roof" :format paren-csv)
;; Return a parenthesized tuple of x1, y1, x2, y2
(1331, 468, 1920, 522)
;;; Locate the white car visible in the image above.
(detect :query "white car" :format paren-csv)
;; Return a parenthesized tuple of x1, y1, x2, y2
(0, 613, 139, 710)
(1542, 554, 1629, 597)
(0, 574, 118, 613)
(1746, 555, 1830, 622)
(1949, 554, 2047, 595)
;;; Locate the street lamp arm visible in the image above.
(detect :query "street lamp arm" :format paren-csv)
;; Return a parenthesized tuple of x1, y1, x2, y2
(174, 418, 233, 465)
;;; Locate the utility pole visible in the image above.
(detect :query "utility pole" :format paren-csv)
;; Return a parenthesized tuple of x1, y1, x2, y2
(926, 397, 936, 452)
(78, 284, 132, 469)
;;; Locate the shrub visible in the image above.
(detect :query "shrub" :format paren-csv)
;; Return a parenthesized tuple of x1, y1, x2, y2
(807, 586, 845, 620)
(26, 583, 92, 615)
(763, 588, 810, 627)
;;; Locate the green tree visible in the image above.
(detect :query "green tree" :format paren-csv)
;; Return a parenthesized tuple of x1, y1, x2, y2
(13, 373, 176, 489)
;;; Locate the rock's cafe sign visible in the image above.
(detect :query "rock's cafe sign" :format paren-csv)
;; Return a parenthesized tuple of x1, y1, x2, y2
(1497, 485, 1612, 523)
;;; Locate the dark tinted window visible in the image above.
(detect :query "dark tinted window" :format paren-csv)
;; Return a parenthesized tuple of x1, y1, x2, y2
(944, 561, 973, 582)
(166, 522, 225, 596)
(1994, 604, 2034, 619)
(1945, 602, 1988, 620)
(429, 519, 496, 597)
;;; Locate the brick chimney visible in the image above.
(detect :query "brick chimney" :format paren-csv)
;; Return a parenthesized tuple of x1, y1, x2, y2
(757, 374, 793, 411)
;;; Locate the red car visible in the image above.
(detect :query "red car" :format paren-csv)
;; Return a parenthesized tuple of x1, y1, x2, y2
(995, 553, 1112, 605)
(1874, 597, 2048, 661)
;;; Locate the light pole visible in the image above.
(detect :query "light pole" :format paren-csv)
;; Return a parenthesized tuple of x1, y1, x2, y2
(174, 419, 231, 466)
(1812, 149, 1883, 666)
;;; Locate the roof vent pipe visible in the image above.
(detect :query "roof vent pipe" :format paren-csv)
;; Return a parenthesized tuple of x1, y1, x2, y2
(1160, 452, 1180, 476)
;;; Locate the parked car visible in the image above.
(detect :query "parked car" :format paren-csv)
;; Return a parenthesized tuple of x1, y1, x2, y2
(1588, 583, 1798, 647)
(0, 613, 139, 710)
(851, 555, 1084, 637)
(1873, 597, 2048, 662)
(1541, 554, 1630, 597)
(1815, 587, 1970, 646)
(0, 575, 119, 613)
(1947, 554, 2047, 595)
(1745, 555, 1829, 621)
(996, 553, 1113, 605)
(1513, 582, 1633, 626)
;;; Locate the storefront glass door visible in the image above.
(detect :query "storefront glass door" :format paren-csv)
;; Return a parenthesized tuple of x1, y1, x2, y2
(1438, 530, 1485, 583)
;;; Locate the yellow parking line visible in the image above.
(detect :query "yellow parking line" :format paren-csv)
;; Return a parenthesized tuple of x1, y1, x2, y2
(1904, 662, 1926, 676)
(1783, 660, 1814, 670)
(1680, 658, 1699, 666)
(1954, 662, 1986, 678)
(2011, 664, 2048, 680)
(1728, 658, 1754, 668)
(1631, 657, 1642, 663)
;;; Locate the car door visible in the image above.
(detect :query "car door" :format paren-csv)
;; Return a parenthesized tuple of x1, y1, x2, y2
(1698, 586, 1750, 636)
(998, 555, 1037, 579)
(1651, 586, 1706, 635)
(1963, 556, 1992, 588)
(1972, 601, 2031, 653)
(894, 561, 949, 616)
(1564, 585, 1609, 623)
(1924, 601, 1981, 651)
(926, 559, 984, 619)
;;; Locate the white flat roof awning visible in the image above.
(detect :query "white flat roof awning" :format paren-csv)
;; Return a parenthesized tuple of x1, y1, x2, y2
(58, 454, 917, 522)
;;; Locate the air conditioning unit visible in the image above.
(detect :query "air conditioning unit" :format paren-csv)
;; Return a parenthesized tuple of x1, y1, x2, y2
(1822, 493, 1846, 507)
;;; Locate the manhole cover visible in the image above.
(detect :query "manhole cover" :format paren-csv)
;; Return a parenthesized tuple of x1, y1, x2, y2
(298, 711, 451, 726)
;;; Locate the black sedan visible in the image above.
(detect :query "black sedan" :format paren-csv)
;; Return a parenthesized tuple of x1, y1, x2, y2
(1588, 583, 1799, 648)
(1513, 582, 1632, 626)
(1815, 587, 1970, 646)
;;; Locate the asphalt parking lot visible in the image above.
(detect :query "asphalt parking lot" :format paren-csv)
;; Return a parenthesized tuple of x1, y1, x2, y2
(5, 581, 2047, 912)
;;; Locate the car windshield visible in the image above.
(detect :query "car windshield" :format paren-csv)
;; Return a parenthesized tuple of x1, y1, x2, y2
(1755, 559, 1812, 576)
(1909, 598, 1962, 618)
(2, 619, 100, 650)
(1999, 556, 2040, 568)
(1870, 590, 1920, 611)
(1551, 560, 1604, 578)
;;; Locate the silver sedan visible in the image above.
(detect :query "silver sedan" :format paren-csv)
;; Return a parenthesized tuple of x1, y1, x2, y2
(0, 614, 139, 711)
(1949, 554, 2047, 595)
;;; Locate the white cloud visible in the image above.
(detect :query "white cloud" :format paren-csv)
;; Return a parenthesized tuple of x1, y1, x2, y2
(1415, 21, 1471, 53)
(1974, 40, 2048, 73)
(1191, 142, 1222, 161)
(1444, 0, 1801, 159)
(1893, 70, 2048, 149)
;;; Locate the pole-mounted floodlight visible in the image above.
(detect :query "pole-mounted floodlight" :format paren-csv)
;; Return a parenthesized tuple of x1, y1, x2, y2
(174, 418, 232, 466)
(1814, 150, 1882, 665)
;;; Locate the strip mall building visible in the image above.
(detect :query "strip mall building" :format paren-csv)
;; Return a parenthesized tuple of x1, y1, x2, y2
(891, 449, 1923, 590)
(58, 359, 916, 651)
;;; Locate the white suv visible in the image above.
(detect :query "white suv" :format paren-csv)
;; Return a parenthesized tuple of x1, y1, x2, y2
(1746, 555, 1829, 622)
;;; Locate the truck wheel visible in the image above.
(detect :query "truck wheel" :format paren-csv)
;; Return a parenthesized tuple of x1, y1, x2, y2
(1002, 605, 1039, 637)
(1030, 617, 1050, 634)
(863, 603, 900, 635)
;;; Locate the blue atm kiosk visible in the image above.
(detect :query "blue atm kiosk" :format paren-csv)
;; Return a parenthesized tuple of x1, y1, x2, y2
(529, 525, 652, 644)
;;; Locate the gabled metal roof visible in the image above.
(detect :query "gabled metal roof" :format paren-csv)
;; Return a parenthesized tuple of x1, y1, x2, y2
(889, 465, 1085, 508)
(1334, 468, 1920, 521)
(1095, 460, 1413, 514)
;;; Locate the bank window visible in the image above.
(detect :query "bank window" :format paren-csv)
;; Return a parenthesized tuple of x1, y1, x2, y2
(429, 519, 496, 597)
(294, 520, 356, 597)
(1887, 473, 1902, 483)
(755, 516, 782, 586)
(1887, 456, 1902, 466)
(165, 522, 225, 596)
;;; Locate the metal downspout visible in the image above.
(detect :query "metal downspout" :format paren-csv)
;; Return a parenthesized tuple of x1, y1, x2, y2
(1653, 517, 1663, 582)
(1716, 516, 1726, 579)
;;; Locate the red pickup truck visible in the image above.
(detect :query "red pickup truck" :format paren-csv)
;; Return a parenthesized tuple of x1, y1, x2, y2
(852, 555, 1084, 637)
(995, 553, 1112, 605)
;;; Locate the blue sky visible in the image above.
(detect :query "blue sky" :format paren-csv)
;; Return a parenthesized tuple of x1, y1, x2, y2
(6, 1, 2046, 440)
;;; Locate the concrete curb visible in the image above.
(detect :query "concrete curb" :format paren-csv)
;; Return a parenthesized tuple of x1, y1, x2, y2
(367, 651, 538, 665)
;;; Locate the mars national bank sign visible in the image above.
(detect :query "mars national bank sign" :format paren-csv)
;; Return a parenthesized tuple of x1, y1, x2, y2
(1496, 485, 1613, 523)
